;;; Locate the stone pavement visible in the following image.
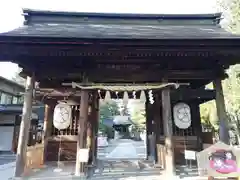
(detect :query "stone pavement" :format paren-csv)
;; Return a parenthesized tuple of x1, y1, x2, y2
(0, 153, 16, 180)
(97, 139, 147, 160)
(0, 162, 15, 180)
(9, 139, 234, 179)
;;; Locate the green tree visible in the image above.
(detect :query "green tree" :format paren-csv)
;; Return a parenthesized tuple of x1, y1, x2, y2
(199, 0, 240, 144)
(99, 100, 120, 136)
(227, 0, 240, 33)
(130, 101, 146, 132)
(200, 83, 219, 131)
(221, 0, 240, 143)
(222, 65, 240, 143)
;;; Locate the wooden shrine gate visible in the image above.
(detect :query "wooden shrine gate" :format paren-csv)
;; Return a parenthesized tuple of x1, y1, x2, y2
(0, 9, 239, 178)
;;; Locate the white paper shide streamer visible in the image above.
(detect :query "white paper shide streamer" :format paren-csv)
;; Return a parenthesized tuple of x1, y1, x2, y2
(104, 91, 111, 102)
(140, 90, 146, 103)
(173, 103, 191, 129)
(53, 103, 72, 130)
(123, 91, 129, 105)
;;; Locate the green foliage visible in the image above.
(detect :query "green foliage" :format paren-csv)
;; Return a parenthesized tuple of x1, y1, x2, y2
(222, 65, 240, 139)
(200, 100, 218, 130)
(200, 0, 240, 143)
(130, 101, 146, 132)
(228, 0, 240, 33)
(99, 101, 119, 135)
(200, 83, 219, 130)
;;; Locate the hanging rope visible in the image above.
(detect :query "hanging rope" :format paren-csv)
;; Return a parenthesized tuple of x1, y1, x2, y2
(62, 82, 189, 91)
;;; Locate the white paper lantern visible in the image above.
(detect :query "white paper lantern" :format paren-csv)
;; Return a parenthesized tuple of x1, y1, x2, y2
(53, 103, 72, 130)
(173, 103, 191, 129)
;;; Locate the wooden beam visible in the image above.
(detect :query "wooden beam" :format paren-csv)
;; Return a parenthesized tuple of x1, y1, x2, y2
(36, 87, 216, 103)
(36, 69, 224, 81)
(171, 89, 216, 102)
(75, 90, 89, 176)
(1, 42, 239, 59)
(161, 83, 175, 177)
(37, 70, 225, 89)
(213, 78, 229, 144)
(15, 75, 34, 177)
(86, 69, 224, 81)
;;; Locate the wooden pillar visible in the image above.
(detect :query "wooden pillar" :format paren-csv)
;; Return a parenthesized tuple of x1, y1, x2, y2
(161, 86, 175, 176)
(75, 90, 89, 176)
(155, 92, 165, 167)
(94, 97, 99, 161)
(145, 101, 151, 159)
(15, 75, 35, 177)
(86, 94, 94, 165)
(91, 91, 98, 163)
(213, 79, 229, 145)
(191, 102, 203, 150)
(42, 103, 54, 162)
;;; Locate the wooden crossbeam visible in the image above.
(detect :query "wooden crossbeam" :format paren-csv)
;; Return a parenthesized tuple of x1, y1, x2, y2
(36, 69, 225, 89)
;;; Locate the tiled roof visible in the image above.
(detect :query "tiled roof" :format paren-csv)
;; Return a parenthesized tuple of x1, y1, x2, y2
(0, 9, 238, 40)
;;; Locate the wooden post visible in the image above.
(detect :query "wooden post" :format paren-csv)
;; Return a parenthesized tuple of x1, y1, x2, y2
(192, 103, 203, 150)
(94, 97, 99, 161)
(15, 75, 34, 177)
(145, 100, 151, 160)
(75, 90, 89, 176)
(213, 78, 229, 145)
(161, 86, 175, 176)
(91, 91, 98, 164)
(155, 93, 165, 167)
(86, 100, 93, 164)
(42, 103, 54, 162)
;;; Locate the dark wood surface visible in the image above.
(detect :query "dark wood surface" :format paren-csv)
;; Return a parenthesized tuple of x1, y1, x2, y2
(46, 140, 77, 161)
(0, 10, 239, 89)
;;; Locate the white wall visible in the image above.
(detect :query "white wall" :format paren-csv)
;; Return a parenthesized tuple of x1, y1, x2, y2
(0, 114, 15, 151)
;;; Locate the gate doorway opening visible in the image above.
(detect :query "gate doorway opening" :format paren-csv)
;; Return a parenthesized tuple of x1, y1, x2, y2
(97, 99, 147, 170)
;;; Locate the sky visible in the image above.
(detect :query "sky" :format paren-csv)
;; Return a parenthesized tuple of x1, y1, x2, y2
(0, 0, 221, 80)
